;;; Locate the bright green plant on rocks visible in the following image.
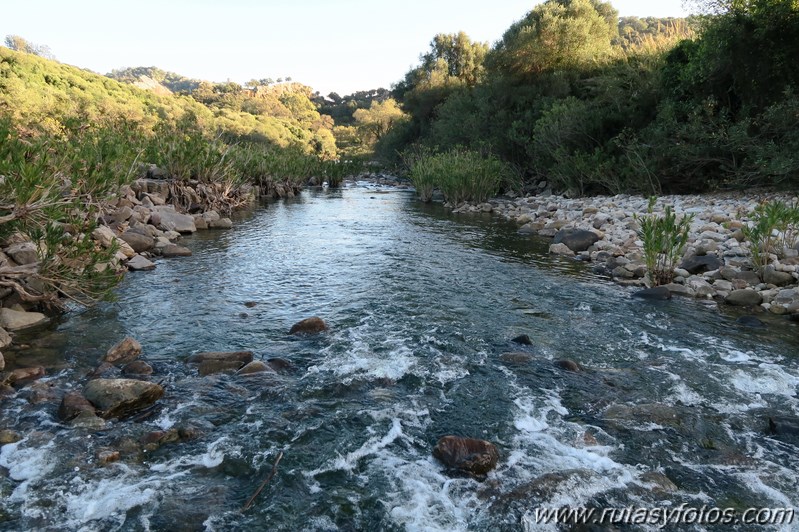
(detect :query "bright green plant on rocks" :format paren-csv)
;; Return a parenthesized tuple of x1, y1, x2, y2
(0, 117, 124, 309)
(634, 197, 694, 286)
(742, 200, 799, 273)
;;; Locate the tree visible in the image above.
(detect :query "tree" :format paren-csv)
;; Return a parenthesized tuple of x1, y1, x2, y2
(353, 98, 408, 143)
(486, 0, 618, 78)
(4, 34, 55, 59)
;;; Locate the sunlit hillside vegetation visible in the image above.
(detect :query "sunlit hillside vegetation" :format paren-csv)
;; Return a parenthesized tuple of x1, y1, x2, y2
(380, 0, 799, 197)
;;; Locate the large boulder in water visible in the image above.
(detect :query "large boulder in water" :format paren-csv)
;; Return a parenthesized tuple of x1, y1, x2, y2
(84, 378, 164, 419)
(289, 317, 329, 335)
(432, 435, 499, 476)
(553, 229, 600, 253)
(186, 351, 253, 376)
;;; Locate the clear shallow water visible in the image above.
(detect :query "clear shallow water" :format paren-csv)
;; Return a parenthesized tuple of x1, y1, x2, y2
(2, 184, 799, 531)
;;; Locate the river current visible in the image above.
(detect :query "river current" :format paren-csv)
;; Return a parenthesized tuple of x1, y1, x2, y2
(1, 183, 798, 531)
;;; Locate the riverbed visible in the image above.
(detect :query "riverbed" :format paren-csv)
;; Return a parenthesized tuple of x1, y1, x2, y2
(1, 183, 798, 531)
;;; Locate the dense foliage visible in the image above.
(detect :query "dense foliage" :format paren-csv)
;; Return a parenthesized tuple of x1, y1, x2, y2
(379, 0, 799, 196)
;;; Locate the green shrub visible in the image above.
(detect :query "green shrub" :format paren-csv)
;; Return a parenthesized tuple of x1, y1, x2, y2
(742, 200, 799, 272)
(407, 148, 520, 204)
(634, 197, 694, 286)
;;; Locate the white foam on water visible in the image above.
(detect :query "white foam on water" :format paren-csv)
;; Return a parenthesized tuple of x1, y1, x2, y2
(62, 471, 161, 527)
(499, 383, 638, 507)
(149, 437, 235, 472)
(731, 363, 799, 397)
(308, 328, 419, 384)
(720, 349, 752, 363)
(305, 417, 404, 477)
(666, 378, 705, 407)
(0, 439, 56, 503)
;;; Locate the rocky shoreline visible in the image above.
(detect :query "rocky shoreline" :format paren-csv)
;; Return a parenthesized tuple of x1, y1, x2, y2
(0, 174, 259, 372)
(447, 190, 799, 320)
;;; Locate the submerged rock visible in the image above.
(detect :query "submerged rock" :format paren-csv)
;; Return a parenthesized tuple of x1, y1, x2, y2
(736, 315, 766, 328)
(83, 378, 164, 419)
(554, 359, 582, 372)
(161, 244, 192, 257)
(432, 435, 499, 476)
(289, 316, 329, 335)
(267, 358, 293, 372)
(103, 337, 142, 366)
(122, 360, 154, 375)
(186, 351, 254, 364)
(511, 334, 533, 345)
(499, 352, 534, 364)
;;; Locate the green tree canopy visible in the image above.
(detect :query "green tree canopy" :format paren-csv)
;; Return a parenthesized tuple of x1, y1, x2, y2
(486, 0, 619, 79)
(353, 98, 408, 143)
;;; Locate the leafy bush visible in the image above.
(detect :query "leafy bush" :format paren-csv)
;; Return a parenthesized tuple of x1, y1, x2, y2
(634, 197, 694, 286)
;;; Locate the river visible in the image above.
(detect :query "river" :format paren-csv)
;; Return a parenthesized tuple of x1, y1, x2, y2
(1, 183, 798, 531)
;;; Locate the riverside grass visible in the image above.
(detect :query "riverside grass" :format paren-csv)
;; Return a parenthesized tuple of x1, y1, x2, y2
(635, 197, 694, 287)
(409, 148, 520, 204)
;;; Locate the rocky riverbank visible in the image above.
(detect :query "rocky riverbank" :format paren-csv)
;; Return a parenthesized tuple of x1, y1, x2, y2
(447, 191, 799, 320)
(0, 174, 259, 365)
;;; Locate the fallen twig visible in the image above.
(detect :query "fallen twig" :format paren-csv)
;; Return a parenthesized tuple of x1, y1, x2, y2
(241, 451, 284, 512)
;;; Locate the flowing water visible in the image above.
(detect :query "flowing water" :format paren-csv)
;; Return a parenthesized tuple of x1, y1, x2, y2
(2, 184, 799, 531)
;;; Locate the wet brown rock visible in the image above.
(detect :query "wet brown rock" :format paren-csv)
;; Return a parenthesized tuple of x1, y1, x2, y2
(640, 471, 678, 494)
(122, 360, 154, 376)
(0, 326, 11, 349)
(83, 378, 164, 420)
(4, 366, 45, 385)
(24, 380, 59, 404)
(59, 391, 97, 421)
(0, 351, 4, 371)
(0, 429, 22, 444)
(161, 244, 192, 257)
(554, 359, 582, 372)
(97, 450, 120, 464)
(432, 435, 499, 476)
(88, 362, 117, 379)
(187, 350, 253, 377)
(289, 316, 329, 335)
(198, 359, 246, 376)
(103, 337, 142, 366)
(267, 358, 292, 372)
(237, 360, 273, 375)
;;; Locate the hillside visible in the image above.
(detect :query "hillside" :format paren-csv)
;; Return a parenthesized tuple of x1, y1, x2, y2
(0, 48, 336, 156)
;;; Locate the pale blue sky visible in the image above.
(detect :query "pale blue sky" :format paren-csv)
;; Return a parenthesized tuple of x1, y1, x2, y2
(2, 0, 691, 96)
